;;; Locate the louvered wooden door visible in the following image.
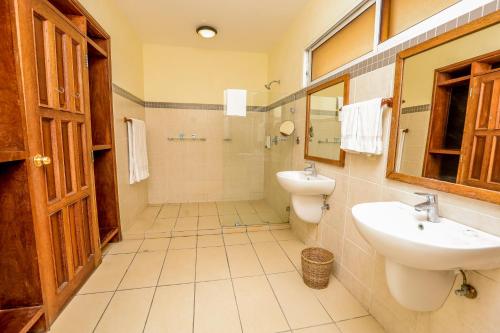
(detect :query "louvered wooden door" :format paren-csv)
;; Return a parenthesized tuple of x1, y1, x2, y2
(21, 0, 100, 321)
(461, 70, 500, 191)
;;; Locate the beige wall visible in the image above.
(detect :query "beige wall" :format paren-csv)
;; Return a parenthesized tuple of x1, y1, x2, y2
(267, 1, 500, 332)
(143, 44, 269, 104)
(79, 0, 148, 232)
(79, 0, 145, 99)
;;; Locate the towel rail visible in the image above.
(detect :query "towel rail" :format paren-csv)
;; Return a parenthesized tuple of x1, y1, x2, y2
(340, 97, 393, 111)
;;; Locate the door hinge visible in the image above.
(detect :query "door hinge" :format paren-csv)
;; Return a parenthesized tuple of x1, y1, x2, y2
(85, 53, 89, 68)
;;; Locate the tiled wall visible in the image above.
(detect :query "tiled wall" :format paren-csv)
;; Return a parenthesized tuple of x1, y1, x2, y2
(112, 88, 149, 231)
(398, 111, 431, 176)
(289, 64, 500, 333)
(145, 108, 266, 203)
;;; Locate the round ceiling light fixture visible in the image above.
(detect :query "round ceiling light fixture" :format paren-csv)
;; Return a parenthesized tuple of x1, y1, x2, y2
(196, 25, 217, 39)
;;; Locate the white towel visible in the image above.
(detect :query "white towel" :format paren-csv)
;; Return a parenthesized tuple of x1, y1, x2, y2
(127, 118, 149, 184)
(224, 89, 247, 117)
(340, 98, 383, 155)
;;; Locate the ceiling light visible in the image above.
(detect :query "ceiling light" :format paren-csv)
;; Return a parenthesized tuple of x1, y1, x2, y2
(196, 26, 217, 39)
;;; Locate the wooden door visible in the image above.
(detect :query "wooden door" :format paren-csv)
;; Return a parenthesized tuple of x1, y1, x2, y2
(17, 0, 101, 322)
(460, 70, 500, 191)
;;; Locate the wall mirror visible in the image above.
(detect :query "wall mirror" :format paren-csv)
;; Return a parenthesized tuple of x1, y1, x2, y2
(305, 74, 349, 166)
(387, 13, 500, 204)
(280, 120, 295, 136)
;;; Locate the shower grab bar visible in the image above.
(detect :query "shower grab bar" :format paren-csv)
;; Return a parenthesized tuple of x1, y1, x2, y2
(167, 137, 207, 142)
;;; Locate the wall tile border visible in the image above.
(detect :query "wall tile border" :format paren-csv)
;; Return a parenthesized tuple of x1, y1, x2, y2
(112, 2, 497, 113)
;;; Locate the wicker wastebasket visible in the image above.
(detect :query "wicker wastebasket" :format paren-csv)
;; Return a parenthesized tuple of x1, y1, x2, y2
(301, 247, 334, 289)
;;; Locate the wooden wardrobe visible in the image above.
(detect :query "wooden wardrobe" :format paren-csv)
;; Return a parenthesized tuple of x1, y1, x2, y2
(0, 0, 121, 330)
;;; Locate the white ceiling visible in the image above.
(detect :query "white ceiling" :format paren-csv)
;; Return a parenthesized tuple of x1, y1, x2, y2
(118, 0, 309, 52)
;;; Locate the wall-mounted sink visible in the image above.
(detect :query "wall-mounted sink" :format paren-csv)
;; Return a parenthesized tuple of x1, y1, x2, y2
(277, 170, 335, 223)
(352, 201, 500, 311)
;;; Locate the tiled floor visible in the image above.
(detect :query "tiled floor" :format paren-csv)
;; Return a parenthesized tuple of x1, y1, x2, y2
(50, 229, 386, 333)
(125, 201, 290, 239)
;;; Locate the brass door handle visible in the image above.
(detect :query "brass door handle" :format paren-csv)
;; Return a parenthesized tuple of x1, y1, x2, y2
(34, 154, 51, 167)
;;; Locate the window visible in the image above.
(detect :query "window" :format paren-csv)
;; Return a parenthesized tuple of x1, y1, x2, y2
(380, 0, 459, 42)
(309, 2, 376, 82)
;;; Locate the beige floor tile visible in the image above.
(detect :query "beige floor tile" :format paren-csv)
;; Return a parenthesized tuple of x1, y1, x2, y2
(234, 201, 256, 214)
(79, 253, 134, 294)
(144, 284, 194, 333)
(239, 213, 264, 225)
(145, 219, 175, 238)
(174, 217, 198, 231)
(127, 219, 155, 235)
(268, 271, 331, 329)
(196, 246, 230, 281)
(139, 238, 171, 252)
(219, 214, 241, 226)
(50, 292, 113, 333)
(197, 229, 221, 236)
(279, 240, 307, 270)
(158, 204, 180, 218)
(179, 203, 199, 217)
(198, 215, 221, 230)
(199, 202, 218, 216)
(170, 236, 197, 249)
(217, 202, 237, 215)
(197, 234, 224, 247)
(158, 248, 196, 285)
(336, 316, 385, 333)
(223, 232, 250, 245)
(194, 279, 241, 333)
(94, 288, 155, 333)
(258, 210, 283, 223)
(294, 324, 341, 333)
(223, 226, 247, 233)
(248, 231, 275, 243)
(272, 229, 297, 241)
(172, 230, 198, 237)
(247, 224, 270, 232)
(107, 239, 143, 254)
(138, 206, 161, 220)
(253, 242, 295, 274)
(313, 277, 368, 322)
(119, 251, 166, 289)
(233, 275, 289, 333)
(226, 244, 264, 278)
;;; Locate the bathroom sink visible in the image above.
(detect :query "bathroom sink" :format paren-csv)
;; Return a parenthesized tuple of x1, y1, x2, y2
(352, 201, 500, 311)
(352, 201, 500, 270)
(276, 171, 335, 195)
(276, 171, 335, 224)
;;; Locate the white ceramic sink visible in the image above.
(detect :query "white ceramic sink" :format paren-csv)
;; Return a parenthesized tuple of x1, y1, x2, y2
(276, 171, 336, 195)
(276, 171, 335, 223)
(352, 201, 500, 311)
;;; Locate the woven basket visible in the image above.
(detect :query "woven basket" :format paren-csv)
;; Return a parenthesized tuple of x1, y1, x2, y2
(301, 247, 334, 289)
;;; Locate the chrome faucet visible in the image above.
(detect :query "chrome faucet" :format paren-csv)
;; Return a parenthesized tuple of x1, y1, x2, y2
(414, 192, 440, 223)
(304, 162, 317, 177)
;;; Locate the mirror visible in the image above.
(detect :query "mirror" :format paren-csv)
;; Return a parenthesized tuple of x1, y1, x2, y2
(305, 74, 349, 166)
(388, 17, 500, 204)
(279, 120, 295, 136)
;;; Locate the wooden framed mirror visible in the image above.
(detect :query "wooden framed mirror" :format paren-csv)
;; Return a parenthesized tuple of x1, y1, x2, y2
(387, 11, 500, 204)
(305, 74, 349, 166)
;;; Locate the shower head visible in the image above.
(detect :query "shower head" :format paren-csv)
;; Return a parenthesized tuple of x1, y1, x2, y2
(265, 80, 280, 90)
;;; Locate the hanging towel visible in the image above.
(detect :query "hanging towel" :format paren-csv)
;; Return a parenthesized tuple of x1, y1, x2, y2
(340, 98, 384, 155)
(127, 118, 149, 184)
(224, 89, 247, 117)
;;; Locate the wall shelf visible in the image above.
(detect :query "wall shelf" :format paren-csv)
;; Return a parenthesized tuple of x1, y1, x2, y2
(437, 75, 470, 87)
(0, 151, 28, 163)
(428, 148, 461, 155)
(92, 144, 112, 152)
(100, 227, 120, 248)
(0, 306, 44, 333)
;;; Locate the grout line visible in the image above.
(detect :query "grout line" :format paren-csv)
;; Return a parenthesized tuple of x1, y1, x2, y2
(141, 236, 171, 332)
(222, 233, 245, 333)
(91, 238, 145, 332)
(191, 230, 199, 333)
(248, 234, 292, 332)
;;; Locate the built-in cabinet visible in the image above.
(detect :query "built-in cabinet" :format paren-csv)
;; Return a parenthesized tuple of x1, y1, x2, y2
(0, 0, 121, 330)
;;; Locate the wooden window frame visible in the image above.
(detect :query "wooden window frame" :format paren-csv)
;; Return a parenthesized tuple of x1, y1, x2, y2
(305, 0, 379, 85)
(387, 11, 500, 205)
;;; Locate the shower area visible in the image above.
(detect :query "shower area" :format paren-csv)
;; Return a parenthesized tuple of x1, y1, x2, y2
(218, 90, 294, 227)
